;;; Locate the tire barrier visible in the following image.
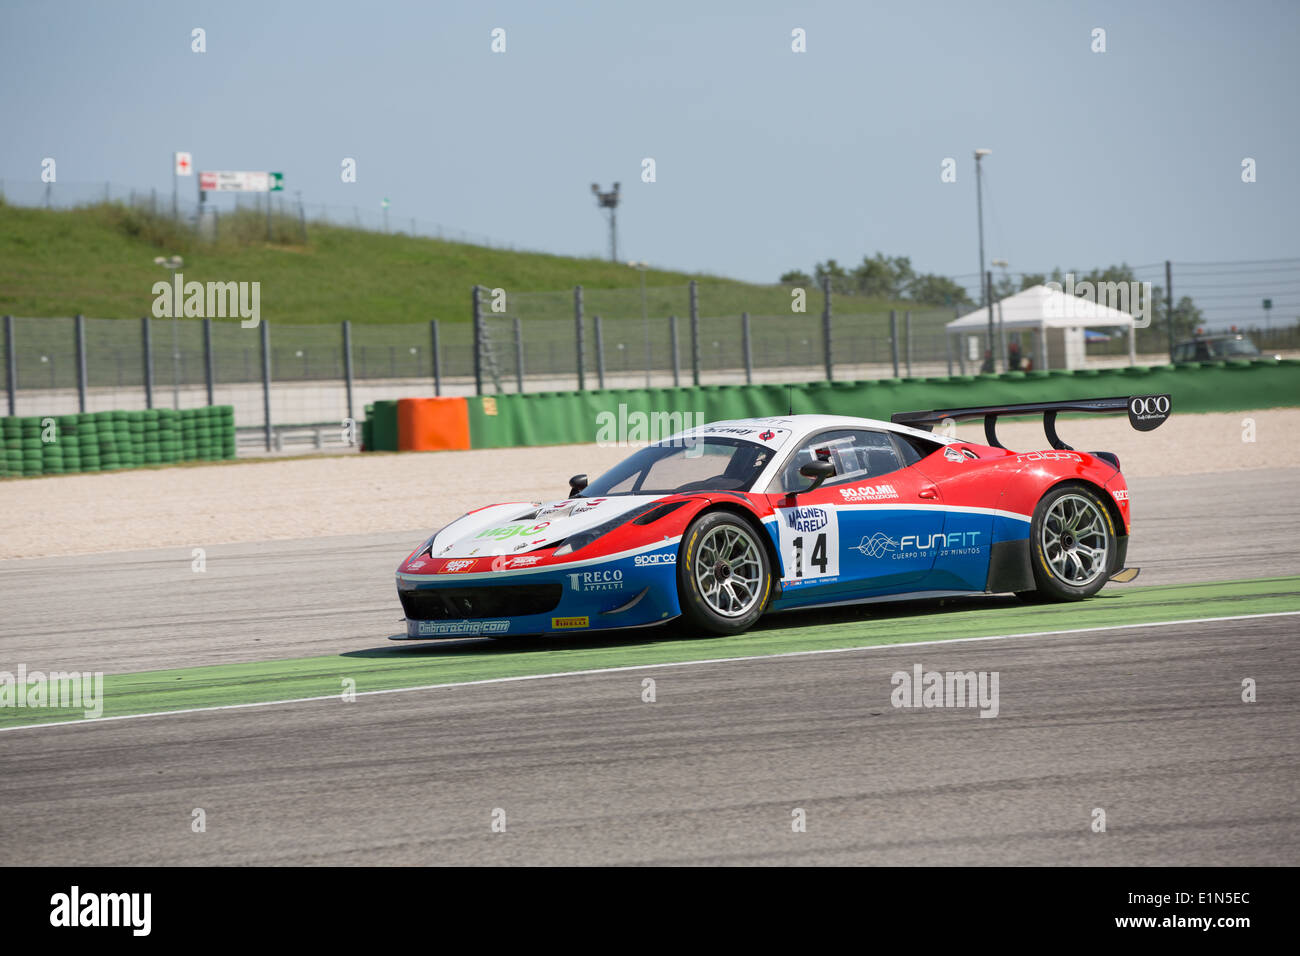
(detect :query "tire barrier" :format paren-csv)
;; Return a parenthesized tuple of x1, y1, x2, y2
(0, 406, 236, 478)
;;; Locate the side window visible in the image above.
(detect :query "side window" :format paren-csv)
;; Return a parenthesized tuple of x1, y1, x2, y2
(893, 432, 939, 466)
(768, 429, 903, 493)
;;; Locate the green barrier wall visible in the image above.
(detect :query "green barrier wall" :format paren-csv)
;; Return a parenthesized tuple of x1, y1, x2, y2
(463, 360, 1300, 449)
(0, 406, 236, 478)
(366, 400, 399, 451)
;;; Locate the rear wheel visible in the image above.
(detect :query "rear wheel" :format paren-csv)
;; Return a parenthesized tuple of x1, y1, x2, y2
(677, 512, 772, 635)
(1027, 483, 1116, 601)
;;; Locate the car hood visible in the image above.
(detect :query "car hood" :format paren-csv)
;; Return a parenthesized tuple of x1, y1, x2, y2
(422, 494, 667, 560)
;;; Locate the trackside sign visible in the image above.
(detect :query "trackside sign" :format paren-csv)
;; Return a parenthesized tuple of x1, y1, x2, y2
(199, 170, 274, 192)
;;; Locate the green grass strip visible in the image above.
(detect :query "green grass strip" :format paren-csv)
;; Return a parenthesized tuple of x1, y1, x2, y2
(3, 575, 1297, 729)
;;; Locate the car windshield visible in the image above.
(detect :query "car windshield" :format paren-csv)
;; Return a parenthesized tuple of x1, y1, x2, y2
(1211, 337, 1260, 356)
(580, 437, 774, 496)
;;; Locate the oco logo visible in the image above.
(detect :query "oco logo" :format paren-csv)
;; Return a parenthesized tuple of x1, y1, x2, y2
(1130, 395, 1170, 415)
(1127, 394, 1172, 432)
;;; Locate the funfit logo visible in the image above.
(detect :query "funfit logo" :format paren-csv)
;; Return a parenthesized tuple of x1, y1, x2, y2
(49, 886, 151, 936)
(151, 272, 260, 328)
(1043, 274, 1153, 328)
(0, 665, 104, 719)
(595, 404, 706, 453)
(890, 663, 999, 718)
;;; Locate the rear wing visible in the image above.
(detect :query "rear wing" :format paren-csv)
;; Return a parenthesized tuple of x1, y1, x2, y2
(890, 395, 1171, 451)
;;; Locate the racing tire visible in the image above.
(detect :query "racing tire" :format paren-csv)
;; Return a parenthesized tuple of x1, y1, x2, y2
(677, 511, 772, 636)
(1027, 482, 1117, 601)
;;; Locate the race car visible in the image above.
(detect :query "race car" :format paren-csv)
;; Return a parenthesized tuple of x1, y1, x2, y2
(393, 395, 1171, 640)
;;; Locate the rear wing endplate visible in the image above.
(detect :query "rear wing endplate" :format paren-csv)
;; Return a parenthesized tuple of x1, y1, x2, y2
(890, 395, 1171, 451)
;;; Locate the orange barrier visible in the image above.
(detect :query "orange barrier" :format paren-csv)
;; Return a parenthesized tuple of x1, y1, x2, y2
(396, 397, 471, 451)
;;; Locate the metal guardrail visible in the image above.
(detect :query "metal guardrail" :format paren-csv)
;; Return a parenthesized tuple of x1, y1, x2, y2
(235, 423, 350, 453)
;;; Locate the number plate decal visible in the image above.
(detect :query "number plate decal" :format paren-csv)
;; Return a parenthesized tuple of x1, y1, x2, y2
(775, 503, 841, 586)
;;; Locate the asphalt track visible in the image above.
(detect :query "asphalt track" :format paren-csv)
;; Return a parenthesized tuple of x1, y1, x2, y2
(1, 469, 1298, 864)
(2, 616, 1296, 865)
(3, 469, 1297, 674)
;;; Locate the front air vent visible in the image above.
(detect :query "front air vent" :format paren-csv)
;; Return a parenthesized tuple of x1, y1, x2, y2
(633, 501, 686, 524)
(400, 583, 563, 621)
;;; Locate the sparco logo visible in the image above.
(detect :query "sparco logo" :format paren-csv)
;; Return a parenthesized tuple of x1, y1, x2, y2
(782, 506, 828, 533)
(634, 552, 676, 566)
(567, 569, 624, 591)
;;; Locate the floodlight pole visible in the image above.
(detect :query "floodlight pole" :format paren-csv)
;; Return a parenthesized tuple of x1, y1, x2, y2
(591, 183, 621, 262)
(975, 149, 991, 305)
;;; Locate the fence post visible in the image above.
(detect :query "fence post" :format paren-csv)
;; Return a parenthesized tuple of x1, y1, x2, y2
(1165, 259, 1175, 363)
(985, 271, 996, 372)
(889, 310, 900, 377)
(342, 320, 354, 423)
(821, 276, 834, 381)
(4, 315, 16, 416)
(951, 306, 960, 374)
(471, 285, 483, 396)
(905, 310, 912, 377)
(689, 281, 700, 386)
(594, 315, 606, 389)
(142, 316, 155, 409)
(513, 317, 524, 393)
(203, 318, 215, 406)
(74, 314, 88, 413)
(430, 319, 441, 396)
(945, 328, 954, 376)
(260, 320, 273, 452)
(574, 285, 586, 390)
(669, 315, 680, 387)
(742, 312, 753, 385)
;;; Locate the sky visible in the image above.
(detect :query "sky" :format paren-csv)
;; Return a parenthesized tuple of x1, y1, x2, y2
(2, 0, 1297, 312)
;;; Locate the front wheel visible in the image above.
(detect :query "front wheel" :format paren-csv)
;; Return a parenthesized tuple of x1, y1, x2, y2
(677, 512, 772, 635)
(1028, 483, 1117, 601)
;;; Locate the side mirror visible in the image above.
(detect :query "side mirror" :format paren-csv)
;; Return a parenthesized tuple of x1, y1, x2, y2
(568, 474, 589, 498)
(797, 460, 835, 493)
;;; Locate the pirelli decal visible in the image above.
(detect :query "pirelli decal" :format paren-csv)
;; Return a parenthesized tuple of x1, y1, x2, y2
(551, 616, 590, 630)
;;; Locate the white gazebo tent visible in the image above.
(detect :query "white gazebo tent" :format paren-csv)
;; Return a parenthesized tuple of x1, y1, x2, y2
(944, 284, 1138, 371)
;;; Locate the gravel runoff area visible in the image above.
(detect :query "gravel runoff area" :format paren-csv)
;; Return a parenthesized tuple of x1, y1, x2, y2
(1, 407, 1295, 561)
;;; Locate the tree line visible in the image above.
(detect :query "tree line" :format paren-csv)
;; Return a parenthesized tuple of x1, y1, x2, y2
(779, 254, 1204, 338)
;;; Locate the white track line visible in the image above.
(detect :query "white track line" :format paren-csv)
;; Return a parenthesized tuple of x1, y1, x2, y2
(1, 610, 1296, 734)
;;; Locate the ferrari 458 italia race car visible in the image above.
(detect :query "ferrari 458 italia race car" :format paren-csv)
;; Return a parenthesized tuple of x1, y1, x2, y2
(394, 395, 1171, 639)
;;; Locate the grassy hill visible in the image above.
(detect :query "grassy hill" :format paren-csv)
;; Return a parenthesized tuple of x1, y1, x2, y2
(0, 200, 914, 326)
